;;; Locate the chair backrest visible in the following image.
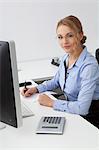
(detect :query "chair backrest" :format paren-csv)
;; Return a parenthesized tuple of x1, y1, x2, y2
(95, 49, 99, 64)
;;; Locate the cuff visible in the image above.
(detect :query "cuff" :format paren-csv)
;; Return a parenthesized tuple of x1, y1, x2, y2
(36, 84, 46, 93)
(53, 100, 68, 112)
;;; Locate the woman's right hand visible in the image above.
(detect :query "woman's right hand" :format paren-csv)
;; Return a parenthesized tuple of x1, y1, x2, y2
(21, 87, 38, 97)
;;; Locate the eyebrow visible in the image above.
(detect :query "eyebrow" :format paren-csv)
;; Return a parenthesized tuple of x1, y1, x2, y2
(57, 32, 74, 36)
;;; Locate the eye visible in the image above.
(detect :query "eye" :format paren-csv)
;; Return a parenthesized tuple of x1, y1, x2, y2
(57, 35, 63, 39)
(67, 33, 74, 38)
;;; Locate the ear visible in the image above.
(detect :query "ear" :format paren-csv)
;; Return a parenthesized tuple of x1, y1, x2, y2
(79, 32, 83, 41)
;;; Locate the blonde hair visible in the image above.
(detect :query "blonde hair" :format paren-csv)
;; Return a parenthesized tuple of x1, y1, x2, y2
(56, 15, 87, 44)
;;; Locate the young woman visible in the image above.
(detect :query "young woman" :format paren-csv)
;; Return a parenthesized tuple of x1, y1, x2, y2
(21, 15, 99, 128)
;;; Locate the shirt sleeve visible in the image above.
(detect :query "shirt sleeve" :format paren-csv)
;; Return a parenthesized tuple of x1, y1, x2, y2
(53, 63, 99, 115)
(36, 64, 62, 93)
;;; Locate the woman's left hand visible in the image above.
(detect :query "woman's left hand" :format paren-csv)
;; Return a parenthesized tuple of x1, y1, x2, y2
(38, 94, 54, 107)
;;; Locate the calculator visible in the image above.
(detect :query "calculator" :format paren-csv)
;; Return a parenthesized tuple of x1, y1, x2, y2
(36, 116, 65, 134)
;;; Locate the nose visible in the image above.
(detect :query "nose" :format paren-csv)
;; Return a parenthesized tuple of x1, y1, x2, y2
(62, 37, 69, 44)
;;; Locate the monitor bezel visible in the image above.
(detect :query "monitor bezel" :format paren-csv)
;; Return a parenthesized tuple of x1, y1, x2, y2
(0, 40, 23, 128)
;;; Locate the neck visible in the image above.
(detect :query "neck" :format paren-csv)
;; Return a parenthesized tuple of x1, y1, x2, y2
(68, 46, 83, 68)
(69, 46, 83, 61)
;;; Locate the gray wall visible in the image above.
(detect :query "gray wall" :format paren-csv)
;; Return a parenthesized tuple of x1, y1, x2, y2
(0, 0, 98, 62)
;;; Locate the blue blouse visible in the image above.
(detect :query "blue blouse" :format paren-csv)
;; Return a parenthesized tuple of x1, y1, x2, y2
(37, 47, 99, 115)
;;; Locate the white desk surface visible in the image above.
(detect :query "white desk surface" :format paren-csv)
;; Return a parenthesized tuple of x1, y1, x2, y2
(6, 59, 98, 150)
(18, 58, 58, 83)
(0, 90, 99, 150)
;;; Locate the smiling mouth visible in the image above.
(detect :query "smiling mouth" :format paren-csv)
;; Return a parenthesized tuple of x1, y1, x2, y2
(63, 46, 70, 49)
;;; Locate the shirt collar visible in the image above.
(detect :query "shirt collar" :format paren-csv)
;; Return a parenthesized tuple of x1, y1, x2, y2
(63, 46, 88, 68)
(74, 46, 87, 67)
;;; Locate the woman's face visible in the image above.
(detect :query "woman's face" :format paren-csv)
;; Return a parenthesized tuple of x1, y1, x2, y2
(56, 25, 83, 54)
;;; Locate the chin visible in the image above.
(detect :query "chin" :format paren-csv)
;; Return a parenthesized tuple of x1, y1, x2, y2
(63, 48, 71, 53)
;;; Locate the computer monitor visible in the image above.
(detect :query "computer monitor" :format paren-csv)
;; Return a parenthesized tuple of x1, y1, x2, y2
(0, 41, 23, 129)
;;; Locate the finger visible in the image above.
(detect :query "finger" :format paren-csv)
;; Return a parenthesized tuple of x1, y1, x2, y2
(21, 90, 26, 96)
(38, 97, 42, 103)
(38, 99, 43, 105)
(21, 87, 28, 94)
(24, 91, 32, 97)
(38, 94, 42, 98)
(25, 94, 31, 97)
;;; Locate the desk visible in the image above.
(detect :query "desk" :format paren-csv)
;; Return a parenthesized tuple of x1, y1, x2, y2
(0, 92, 99, 150)
(18, 58, 58, 83)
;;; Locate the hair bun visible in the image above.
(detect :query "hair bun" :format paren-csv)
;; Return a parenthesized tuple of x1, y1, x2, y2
(81, 35, 87, 44)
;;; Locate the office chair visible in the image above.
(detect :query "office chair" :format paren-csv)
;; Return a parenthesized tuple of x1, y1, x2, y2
(82, 49, 99, 129)
(95, 48, 99, 64)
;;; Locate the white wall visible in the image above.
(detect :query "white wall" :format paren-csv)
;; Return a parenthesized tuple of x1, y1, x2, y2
(0, 0, 98, 62)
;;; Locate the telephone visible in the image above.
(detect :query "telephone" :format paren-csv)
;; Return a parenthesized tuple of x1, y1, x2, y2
(51, 57, 60, 66)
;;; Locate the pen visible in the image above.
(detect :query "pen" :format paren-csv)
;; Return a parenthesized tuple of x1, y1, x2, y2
(24, 81, 28, 93)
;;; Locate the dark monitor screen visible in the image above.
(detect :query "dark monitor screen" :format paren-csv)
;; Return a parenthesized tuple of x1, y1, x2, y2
(0, 41, 22, 128)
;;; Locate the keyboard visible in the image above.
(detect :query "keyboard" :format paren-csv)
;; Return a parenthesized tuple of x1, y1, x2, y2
(21, 102, 34, 118)
(36, 116, 65, 134)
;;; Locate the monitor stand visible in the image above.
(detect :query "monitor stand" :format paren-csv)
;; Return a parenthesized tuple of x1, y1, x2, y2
(0, 122, 6, 130)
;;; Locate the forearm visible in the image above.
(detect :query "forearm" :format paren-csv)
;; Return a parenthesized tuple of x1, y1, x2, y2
(37, 77, 59, 93)
(53, 99, 90, 115)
